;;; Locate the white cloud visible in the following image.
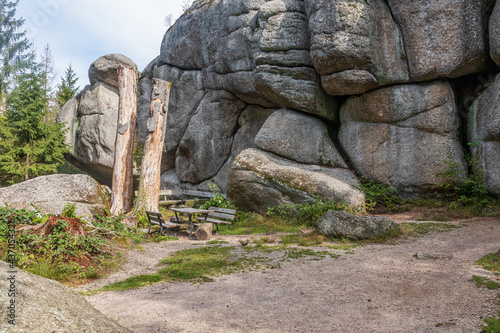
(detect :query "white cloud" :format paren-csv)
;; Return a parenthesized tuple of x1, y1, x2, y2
(17, 0, 188, 89)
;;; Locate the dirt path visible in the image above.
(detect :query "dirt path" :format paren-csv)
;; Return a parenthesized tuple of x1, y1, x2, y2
(77, 218, 500, 332)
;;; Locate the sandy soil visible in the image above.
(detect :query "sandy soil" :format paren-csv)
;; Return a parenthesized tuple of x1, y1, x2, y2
(75, 217, 500, 333)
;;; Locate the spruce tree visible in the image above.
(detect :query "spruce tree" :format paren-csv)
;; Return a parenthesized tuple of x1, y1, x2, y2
(55, 64, 79, 108)
(0, 70, 68, 183)
(0, 0, 30, 108)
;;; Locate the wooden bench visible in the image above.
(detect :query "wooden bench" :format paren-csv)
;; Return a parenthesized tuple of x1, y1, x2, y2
(195, 206, 236, 233)
(145, 211, 182, 235)
(134, 190, 227, 208)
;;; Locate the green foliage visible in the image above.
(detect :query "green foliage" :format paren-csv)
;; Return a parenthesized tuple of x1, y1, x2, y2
(55, 64, 79, 108)
(0, 207, 38, 226)
(62, 203, 77, 218)
(199, 184, 237, 210)
(0, 71, 68, 183)
(437, 145, 499, 214)
(357, 178, 401, 212)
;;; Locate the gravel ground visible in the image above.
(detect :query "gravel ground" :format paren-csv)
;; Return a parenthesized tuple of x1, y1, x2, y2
(75, 218, 500, 333)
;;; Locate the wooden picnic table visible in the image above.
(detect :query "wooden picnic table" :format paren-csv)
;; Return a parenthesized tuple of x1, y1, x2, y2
(170, 207, 213, 237)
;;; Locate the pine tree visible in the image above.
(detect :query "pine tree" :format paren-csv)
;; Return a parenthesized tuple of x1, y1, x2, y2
(0, 0, 30, 110)
(55, 64, 79, 109)
(0, 70, 68, 183)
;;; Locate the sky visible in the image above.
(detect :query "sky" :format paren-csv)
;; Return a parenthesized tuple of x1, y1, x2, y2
(16, 0, 191, 91)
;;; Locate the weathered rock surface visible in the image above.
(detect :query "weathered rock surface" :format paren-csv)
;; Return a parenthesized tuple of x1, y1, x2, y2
(468, 73, 500, 196)
(176, 90, 246, 184)
(227, 149, 365, 213)
(232, 105, 275, 158)
(305, 0, 409, 95)
(0, 261, 130, 333)
(316, 210, 400, 240)
(255, 109, 346, 167)
(491, 0, 500, 66)
(73, 83, 119, 186)
(88, 53, 137, 87)
(57, 0, 500, 205)
(56, 97, 78, 156)
(386, 0, 492, 81)
(0, 174, 109, 218)
(339, 81, 466, 195)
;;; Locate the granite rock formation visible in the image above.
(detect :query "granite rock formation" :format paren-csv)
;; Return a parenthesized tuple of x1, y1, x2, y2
(57, 0, 500, 212)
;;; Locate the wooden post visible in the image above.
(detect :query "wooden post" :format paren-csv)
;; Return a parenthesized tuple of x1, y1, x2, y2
(110, 65, 137, 215)
(134, 79, 171, 213)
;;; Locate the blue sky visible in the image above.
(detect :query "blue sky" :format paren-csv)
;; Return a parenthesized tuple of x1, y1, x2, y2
(17, 0, 189, 91)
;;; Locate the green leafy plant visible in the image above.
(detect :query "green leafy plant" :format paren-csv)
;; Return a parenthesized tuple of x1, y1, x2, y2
(437, 145, 499, 215)
(199, 184, 237, 210)
(357, 178, 401, 212)
(62, 203, 77, 218)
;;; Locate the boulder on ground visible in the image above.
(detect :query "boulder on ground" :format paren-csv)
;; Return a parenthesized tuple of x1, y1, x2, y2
(0, 261, 131, 332)
(88, 53, 137, 87)
(254, 109, 347, 167)
(316, 210, 400, 240)
(0, 174, 109, 218)
(227, 148, 365, 213)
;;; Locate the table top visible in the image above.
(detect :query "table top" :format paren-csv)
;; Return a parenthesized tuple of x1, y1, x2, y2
(170, 208, 213, 214)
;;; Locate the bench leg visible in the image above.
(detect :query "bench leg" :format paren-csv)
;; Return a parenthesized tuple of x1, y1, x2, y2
(147, 223, 152, 235)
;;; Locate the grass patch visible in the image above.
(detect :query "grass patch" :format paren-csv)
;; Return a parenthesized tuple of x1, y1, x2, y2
(206, 240, 229, 245)
(220, 213, 306, 235)
(472, 251, 500, 331)
(101, 274, 163, 291)
(399, 222, 459, 236)
(99, 244, 341, 291)
(477, 252, 500, 274)
(470, 275, 500, 290)
(483, 312, 500, 333)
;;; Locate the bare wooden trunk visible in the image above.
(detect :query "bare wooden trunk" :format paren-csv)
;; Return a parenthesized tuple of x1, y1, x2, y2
(110, 66, 137, 215)
(195, 223, 213, 240)
(134, 79, 171, 213)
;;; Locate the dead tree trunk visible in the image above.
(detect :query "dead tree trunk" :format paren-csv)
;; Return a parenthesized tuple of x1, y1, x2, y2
(134, 79, 171, 213)
(110, 65, 138, 215)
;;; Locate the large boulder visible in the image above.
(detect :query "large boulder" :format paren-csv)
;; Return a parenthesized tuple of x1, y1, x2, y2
(339, 81, 466, 196)
(316, 210, 400, 240)
(0, 261, 130, 332)
(175, 90, 246, 184)
(254, 109, 347, 167)
(468, 73, 500, 196)
(88, 53, 137, 87)
(305, 0, 409, 95)
(386, 0, 492, 81)
(227, 148, 365, 213)
(56, 97, 79, 156)
(491, 0, 500, 66)
(232, 105, 275, 158)
(73, 83, 119, 186)
(0, 174, 109, 218)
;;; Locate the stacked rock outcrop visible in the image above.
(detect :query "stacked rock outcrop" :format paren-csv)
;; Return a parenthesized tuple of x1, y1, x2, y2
(58, 0, 500, 212)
